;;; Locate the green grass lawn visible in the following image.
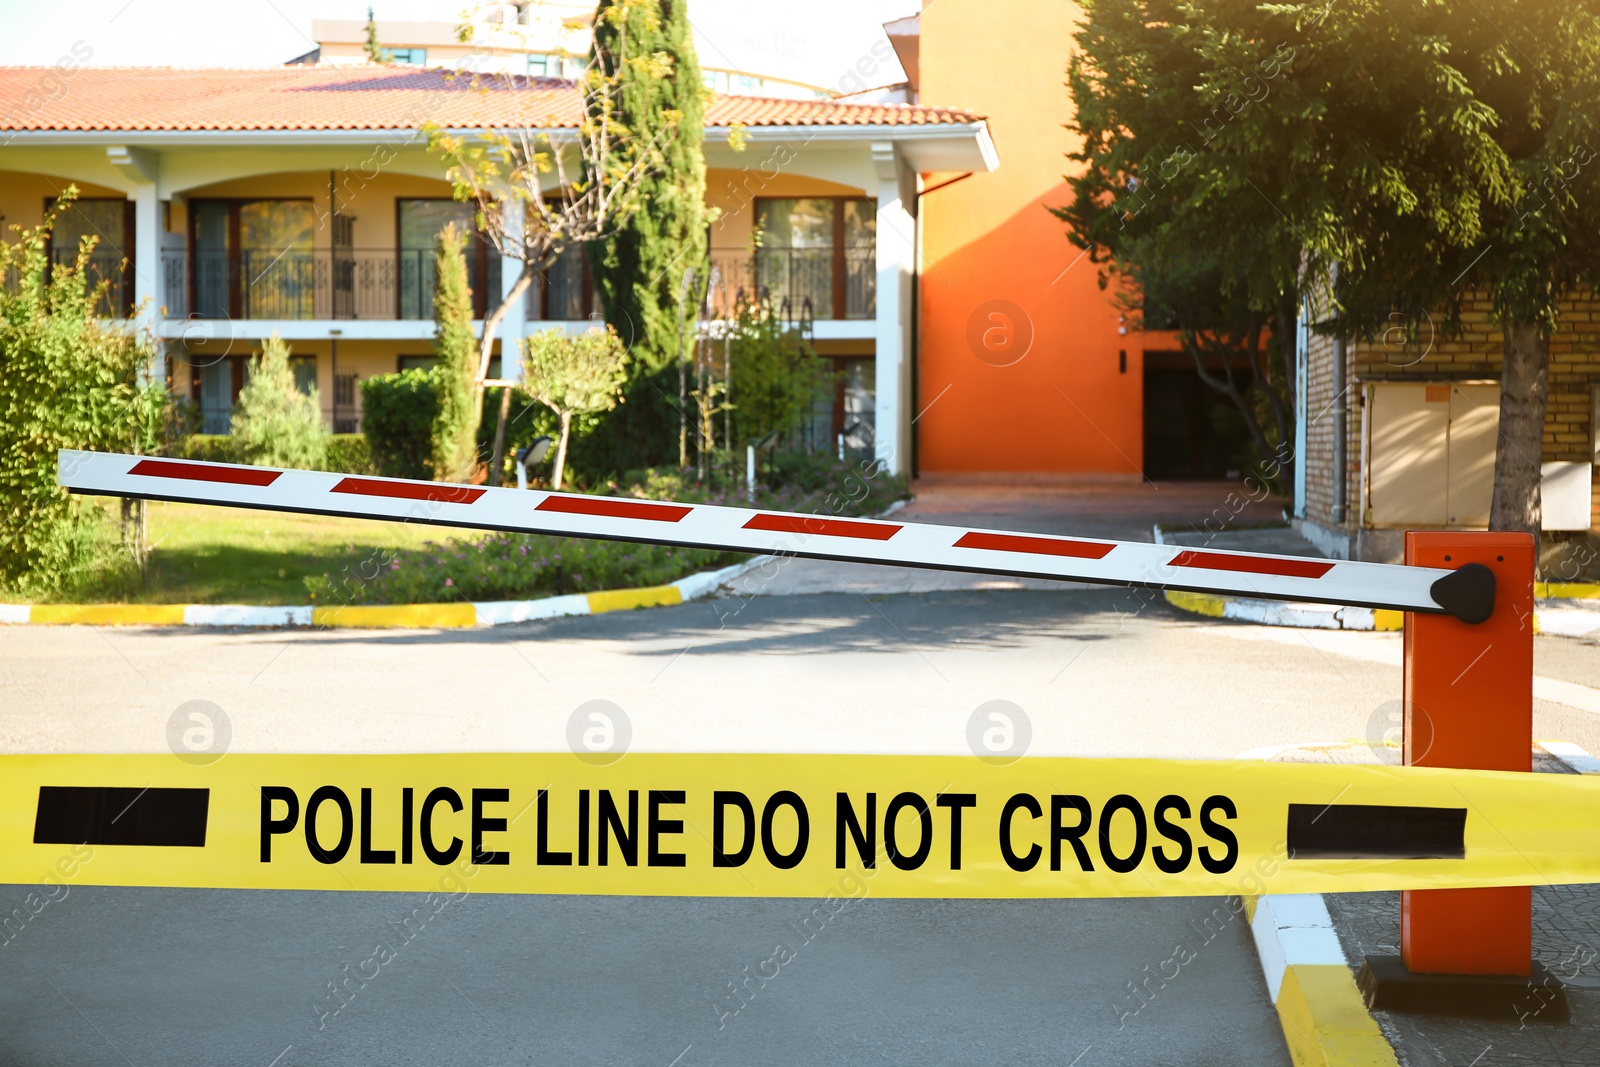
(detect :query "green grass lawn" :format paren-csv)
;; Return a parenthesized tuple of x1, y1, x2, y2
(89, 501, 461, 605)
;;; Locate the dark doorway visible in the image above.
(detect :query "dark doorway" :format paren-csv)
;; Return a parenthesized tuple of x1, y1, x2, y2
(1142, 351, 1257, 480)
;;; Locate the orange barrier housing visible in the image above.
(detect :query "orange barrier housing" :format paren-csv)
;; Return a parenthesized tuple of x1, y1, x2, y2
(1401, 531, 1536, 976)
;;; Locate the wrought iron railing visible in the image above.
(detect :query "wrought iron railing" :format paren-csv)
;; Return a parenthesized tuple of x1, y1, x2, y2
(162, 249, 503, 320)
(705, 246, 874, 321)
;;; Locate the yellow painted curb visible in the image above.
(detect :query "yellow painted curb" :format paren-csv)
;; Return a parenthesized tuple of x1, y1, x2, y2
(587, 585, 683, 614)
(1538, 581, 1600, 600)
(311, 603, 477, 629)
(27, 604, 188, 626)
(1275, 964, 1399, 1067)
(1165, 589, 1226, 617)
(1372, 609, 1403, 631)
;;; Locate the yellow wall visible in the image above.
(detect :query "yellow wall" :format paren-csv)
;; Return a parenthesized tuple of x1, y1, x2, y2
(0, 170, 126, 231)
(705, 167, 868, 252)
(916, 1, 1142, 475)
(178, 171, 458, 251)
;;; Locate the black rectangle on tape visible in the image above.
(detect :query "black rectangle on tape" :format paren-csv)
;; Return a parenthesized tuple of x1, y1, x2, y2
(33, 786, 210, 847)
(1286, 803, 1466, 860)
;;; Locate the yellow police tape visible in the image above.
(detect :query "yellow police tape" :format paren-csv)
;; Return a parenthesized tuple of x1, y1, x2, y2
(4, 753, 1596, 898)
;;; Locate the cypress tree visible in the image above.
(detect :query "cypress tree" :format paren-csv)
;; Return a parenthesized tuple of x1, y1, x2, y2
(585, 0, 707, 470)
(430, 223, 478, 482)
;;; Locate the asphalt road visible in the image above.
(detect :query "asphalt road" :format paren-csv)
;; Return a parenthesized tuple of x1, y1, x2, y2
(6, 587, 1600, 1066)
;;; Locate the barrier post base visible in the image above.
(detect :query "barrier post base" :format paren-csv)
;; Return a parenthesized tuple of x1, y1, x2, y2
(1401, 531, 1536, 979)
(1358, 955, 1568, 1021)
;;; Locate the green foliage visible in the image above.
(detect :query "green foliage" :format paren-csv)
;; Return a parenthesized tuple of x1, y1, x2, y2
(724, 298, 833, 447)
(171, 433, 372, 475)
(364, 6, 391, 64)
(522, 326, 630, 488)
(361, 369, 439, 480)
(231, 335, 327, 470)
(588, 0, 709, 374)
(430, 223, 480, 481)
(322, 434, 375, 476)
(0, 190, 167, 595)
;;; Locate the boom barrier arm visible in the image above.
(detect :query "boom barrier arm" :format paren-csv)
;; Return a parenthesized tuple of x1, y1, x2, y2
(57, 450, 1496, 623)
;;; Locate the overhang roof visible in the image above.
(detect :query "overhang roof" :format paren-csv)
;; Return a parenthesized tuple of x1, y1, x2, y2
(0, 65, 983, 133)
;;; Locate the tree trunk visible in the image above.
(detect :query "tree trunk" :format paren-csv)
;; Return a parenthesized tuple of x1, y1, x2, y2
(471, 266, 536, 484)
(553, 411, 572, 491)
(486, 384, 514, 487)
(1489, 320, 1548, 540)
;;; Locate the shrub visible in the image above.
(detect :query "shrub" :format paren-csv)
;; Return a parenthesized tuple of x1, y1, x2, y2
(0, 190, 167, 596)
(231, 334, 327, 470)
(170, 434, 238, 465)
(726, 298, 833, 448)
(521, 326, 629, 489)
(431, 223, 480, 482)
(322, 434, 375, 475)
(361, 368, 438, 480)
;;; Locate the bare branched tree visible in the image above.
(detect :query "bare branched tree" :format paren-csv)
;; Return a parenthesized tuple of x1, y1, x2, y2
(426, 0, 674, 482)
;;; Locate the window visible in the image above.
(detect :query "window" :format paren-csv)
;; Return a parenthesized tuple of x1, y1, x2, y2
(189, 199, 315, 319)
(46, 197, 133, 316)
(527, 53, 562, 77)
(290, 356, 317, 396)
(396, 199, 500, 319)
(386, 47, 426, 65)
(752, 198, 877, 319)
(397, 355, 437, 373)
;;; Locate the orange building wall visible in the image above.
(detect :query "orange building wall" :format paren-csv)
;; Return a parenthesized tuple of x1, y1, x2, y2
(916, 0, 1142, 476)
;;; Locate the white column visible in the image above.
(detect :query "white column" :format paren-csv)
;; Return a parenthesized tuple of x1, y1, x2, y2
(498, 200, 526, 381)
(872, 141, 914, 475)
(107, 146, 165, 384)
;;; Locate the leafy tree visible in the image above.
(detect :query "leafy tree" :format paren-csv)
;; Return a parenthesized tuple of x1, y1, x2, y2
(426, 0, 672, 483)
(1062, 0, 1306, 492)
(725, 297, 832, 449)
(232, 335, 327, 470)
(1293, 0, 1600, 538)
(521, 326, 629, 489)
(361, 368, 438, 480)
(0, 190, 167, 594)
(364, 7, 392, 64)
(588, 0, 708, 375)
(1067, 0, 1600, 537)
(430, 223, 479, 481)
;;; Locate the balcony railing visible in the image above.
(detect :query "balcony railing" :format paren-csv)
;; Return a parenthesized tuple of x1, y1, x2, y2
(162, 249, 502, 321)
(706, 246, 875, 321)
(0, 251, 133, 316)
(520, 246, 877, 323)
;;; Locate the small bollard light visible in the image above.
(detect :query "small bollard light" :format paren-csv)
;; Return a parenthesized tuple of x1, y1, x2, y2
(515, 436, 553, 490)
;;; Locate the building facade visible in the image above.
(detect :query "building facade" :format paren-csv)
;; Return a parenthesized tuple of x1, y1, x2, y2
(0, 64, 994, 474)
(1296, 299, 1600, 561)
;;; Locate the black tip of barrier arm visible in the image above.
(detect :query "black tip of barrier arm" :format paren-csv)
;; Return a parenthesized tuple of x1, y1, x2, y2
(1429, 563, 1496, 624)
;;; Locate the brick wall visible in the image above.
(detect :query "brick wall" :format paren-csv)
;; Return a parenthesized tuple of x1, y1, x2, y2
(1302, 293, 1600, 533)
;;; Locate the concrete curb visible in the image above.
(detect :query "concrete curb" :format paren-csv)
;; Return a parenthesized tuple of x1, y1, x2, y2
(0, 558, 765, 631)
(0, 497, 913, 630)
(1240, 734, 1401, 1066)
(1154, 526, 1600, 635)
(1244, 894, 1400, 1067)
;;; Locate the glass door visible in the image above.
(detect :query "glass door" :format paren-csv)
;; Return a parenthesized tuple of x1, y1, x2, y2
(239, 201, 315, 319)
(398, 199, 484, 319)
(191, 202, 232, 319)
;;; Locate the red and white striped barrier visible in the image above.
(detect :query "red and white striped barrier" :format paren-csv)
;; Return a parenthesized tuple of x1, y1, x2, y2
(56, 450, 1496, 622)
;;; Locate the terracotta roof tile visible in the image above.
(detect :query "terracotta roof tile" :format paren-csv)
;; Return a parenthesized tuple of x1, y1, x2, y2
(0, 66, 982, 133)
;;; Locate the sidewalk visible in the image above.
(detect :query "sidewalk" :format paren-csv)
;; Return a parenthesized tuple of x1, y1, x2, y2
(1255, 739, 1600, 1066)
